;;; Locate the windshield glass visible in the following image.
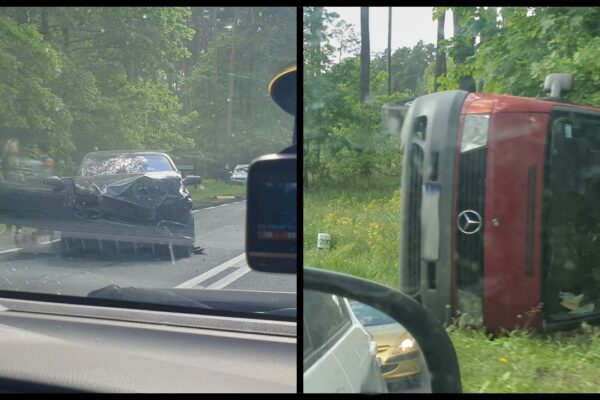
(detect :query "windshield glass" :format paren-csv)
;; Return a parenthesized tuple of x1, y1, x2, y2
(304, 6, 600, 393)
(79, 154, 175, 176)
(0, 7, 296, 319)
(349, 301, 397, 327)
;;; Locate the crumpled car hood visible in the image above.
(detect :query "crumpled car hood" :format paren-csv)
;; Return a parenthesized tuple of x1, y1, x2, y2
(64, 172, 192, 226)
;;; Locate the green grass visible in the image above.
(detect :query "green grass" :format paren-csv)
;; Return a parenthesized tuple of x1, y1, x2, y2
(187, 178, 246, 202)
(304, 186, 600, 393)
(448, 324, 600, 393)
(304, 184, 401, 288)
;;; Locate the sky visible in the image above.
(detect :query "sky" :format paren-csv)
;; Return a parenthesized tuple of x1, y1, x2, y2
(326, 7, 454, 59)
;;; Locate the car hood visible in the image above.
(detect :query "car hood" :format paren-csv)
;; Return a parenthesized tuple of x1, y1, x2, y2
(54, 171, 193, 230)
(68, 171, 188, 210)
(365, 323, 410, 348)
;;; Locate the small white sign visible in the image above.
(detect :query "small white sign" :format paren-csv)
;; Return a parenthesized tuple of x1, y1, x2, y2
(317, 233, 331, 250)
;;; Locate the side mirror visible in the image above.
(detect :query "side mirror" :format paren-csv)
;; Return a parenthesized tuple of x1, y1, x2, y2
(382, 98, 414, 135)
(44, 176, 67, 191)
(544, 73, 573, 98)
(246, 153, 296, 274)
(182, 175, 202, 186)
(303, 267, 462, 394)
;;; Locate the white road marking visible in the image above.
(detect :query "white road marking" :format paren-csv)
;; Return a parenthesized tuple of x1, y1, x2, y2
(192, 200, 245, 213)
(205, 266, 251, 290)
(174, 253, 246, 289)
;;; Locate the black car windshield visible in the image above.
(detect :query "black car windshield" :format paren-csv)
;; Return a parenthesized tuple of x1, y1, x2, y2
(79, 154, 174, 176)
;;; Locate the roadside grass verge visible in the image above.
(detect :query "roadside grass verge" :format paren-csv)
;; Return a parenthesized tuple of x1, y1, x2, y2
(188, 178, 246, 202)
(304, 186, 600, 393)
(448, 324, 600, 393)
(304, 184, 401, 288)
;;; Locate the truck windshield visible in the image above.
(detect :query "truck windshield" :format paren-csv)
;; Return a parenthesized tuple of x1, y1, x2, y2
(543, 110, 600, 320)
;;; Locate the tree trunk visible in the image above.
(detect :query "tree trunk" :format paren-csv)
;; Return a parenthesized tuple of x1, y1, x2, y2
(453, 9, 476, 92)
(360, 7, 370, 103)
(166, 71, 174, 93)
(211, 7, 219, 90)
(184, 7, 202, 85)
(306, 7, 325, 190)
(434, 11, 446, 92)
(312, 7, 323, 78)
(41, 8, 50, 40)
(225, 10, 236, 149)
(303, 141, 310, 191)
(387, 7, 392, 96)
(210, 7, 219, 152)
(15, 8, 29, 24)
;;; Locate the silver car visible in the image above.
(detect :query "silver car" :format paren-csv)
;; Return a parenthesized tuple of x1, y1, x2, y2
(303, 290, 388, 393)
(230, 164, 249, 184)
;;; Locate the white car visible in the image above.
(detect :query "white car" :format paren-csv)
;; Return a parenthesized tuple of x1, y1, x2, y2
(303, 290, 388, 393)
(230, 164, 249, 184)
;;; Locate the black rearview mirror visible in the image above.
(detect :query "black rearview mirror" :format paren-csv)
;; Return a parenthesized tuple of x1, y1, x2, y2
(246, 153, 296, 274)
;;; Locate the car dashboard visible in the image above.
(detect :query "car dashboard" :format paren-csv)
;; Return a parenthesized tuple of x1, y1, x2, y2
(0, 297, 296, 393)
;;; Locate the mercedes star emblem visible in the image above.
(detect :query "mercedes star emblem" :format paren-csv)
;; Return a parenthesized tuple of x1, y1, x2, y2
(457, 210, 482, 235)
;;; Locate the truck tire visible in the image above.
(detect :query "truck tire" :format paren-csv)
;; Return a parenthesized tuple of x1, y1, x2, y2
(173, 245, 193, 258)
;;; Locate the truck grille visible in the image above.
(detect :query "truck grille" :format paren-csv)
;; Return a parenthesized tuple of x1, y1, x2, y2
(403, 144, 424, 294)
(456, 147, 487, 296)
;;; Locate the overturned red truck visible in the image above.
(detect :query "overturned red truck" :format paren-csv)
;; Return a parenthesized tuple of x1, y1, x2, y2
(385, 74, 600, 332)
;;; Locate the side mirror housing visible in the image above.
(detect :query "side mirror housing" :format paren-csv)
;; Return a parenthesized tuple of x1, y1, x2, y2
(304, 267, 462, 393)
(182, 175, 202, 186)
(44, 176, 67, 191)
(544, 73, 573, 98)
(246, 153, 296, 274)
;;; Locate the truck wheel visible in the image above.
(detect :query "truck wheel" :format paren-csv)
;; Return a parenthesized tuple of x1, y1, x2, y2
(173, 245, 193, 259)
(60, 237, 78, 256)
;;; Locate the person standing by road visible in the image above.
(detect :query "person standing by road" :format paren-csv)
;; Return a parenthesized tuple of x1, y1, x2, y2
(1, 138, 22, 235)
(39, 143, 55, 175)
(33, 143, 56, 240)
(2, 138, 20, 181)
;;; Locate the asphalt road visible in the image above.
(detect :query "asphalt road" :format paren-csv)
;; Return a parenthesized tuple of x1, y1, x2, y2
(0, 200, 296, 297)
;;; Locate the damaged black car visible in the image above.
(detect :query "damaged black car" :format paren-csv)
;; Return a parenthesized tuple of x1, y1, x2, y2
(0, 151, 201, 259)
